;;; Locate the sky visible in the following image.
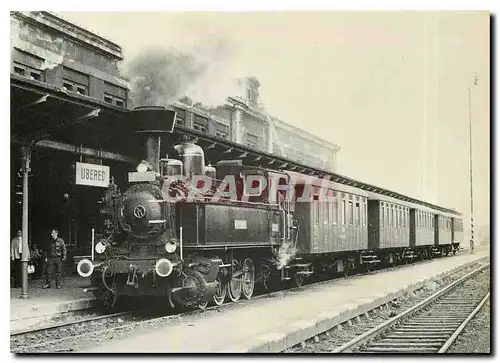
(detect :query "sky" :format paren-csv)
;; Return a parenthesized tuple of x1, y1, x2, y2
(57, 11, 490, 237)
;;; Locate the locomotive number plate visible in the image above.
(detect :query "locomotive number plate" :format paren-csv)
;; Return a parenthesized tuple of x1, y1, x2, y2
(234, 220, 247, 230)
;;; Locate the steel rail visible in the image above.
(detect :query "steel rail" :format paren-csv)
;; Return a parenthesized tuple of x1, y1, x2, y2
(10, 311, 131, 337)
(438, 291, 490, 353)
(331, 262, 489, 353)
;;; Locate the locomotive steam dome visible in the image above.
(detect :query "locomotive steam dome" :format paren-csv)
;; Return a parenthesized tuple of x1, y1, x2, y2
(118, 183, 169, 240)
(174, 141, 205, 180)
(204, 164, 216, 179)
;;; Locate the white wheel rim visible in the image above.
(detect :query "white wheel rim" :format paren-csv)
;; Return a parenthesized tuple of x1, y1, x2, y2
(227, 259, 242, 302)
(242, 258, 255, 299)
(213, 275, 227, 306)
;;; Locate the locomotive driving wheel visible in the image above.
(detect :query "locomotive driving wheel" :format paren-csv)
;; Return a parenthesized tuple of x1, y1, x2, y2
(242, 258, 255, 299)
(213, 271, 227, 306)
(227, 259, 242, 302)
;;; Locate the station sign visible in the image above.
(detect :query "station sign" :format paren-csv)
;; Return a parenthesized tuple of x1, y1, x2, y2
(75, 162, 110, 188)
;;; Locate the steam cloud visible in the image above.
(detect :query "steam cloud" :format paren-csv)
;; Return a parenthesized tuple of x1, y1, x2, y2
(126, 36, 243, 108)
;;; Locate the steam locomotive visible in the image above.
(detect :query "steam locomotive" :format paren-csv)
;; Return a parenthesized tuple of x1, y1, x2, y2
(77, 106, 463, 309)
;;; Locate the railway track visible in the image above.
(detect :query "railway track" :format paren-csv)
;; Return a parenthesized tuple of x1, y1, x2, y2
(331, 263, 490, 353)
(11, 252, 480, 353)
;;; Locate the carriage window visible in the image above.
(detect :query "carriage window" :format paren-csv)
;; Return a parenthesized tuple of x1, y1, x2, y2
(342, 200, 346, 225)
(348, 202, 354, 225)
(326, 200, 330, 222)
(334, 199, 338, 224)
(381, 206, 384, 227)
(356, 203, 360, 226)
(315, 201, 319, 224)
(363, 204, 366, 227)
(364, 204, 367, 226)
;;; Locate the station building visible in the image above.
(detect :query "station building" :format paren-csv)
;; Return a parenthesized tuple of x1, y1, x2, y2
(10, 11, 132, 264)
(10, 11, 340, 271)
(171, 77, 340, 172)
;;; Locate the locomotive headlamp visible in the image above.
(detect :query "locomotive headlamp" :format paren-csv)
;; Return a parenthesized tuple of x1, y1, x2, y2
(165, 240, 177, 253)
(77, 259, 94, 278)
(95, 241, 106, 254)
(155, 258, 173, 277)
(136, 160, 149, 173)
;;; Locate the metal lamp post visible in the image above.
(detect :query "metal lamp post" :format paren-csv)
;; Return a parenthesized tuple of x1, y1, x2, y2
(20, 146, 32, 298)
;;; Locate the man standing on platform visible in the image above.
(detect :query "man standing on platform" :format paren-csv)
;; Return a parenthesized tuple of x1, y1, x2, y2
(42, 229, 67, 289)
(11, 230, 23, 288)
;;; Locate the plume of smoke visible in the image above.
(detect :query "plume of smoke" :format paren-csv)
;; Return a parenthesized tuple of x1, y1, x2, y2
(126, 35, 243, 108)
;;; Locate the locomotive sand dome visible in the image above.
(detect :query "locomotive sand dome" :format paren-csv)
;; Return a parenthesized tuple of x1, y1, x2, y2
(161, 158, 183, 177)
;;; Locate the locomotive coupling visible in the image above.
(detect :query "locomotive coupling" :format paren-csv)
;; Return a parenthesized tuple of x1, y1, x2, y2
(155, 258, 174, 277)
(77, 258, 102, 278)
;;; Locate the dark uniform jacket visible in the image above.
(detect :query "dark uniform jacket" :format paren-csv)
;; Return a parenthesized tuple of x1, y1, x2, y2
(43, 237, 67, 260)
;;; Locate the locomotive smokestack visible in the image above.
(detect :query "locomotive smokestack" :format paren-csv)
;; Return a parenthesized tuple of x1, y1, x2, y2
(144, 135, 161, 173)
(129, 106, 177, 173)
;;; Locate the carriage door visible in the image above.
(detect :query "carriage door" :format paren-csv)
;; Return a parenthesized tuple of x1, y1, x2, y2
(270, 172, 292, 244)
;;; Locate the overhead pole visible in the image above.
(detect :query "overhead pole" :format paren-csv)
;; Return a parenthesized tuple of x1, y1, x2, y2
(468, 72, 478, 253)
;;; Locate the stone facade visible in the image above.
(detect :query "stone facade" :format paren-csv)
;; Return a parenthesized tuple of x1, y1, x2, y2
(173, 78, 340, 172)
(10, 11, 129, 108)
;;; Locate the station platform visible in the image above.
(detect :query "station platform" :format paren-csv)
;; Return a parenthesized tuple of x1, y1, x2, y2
(10, 275, 95, 333)
(82, 248, 489, 353)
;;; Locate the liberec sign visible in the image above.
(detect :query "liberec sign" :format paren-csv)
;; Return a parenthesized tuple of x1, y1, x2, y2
(75, 162, 110, 188)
